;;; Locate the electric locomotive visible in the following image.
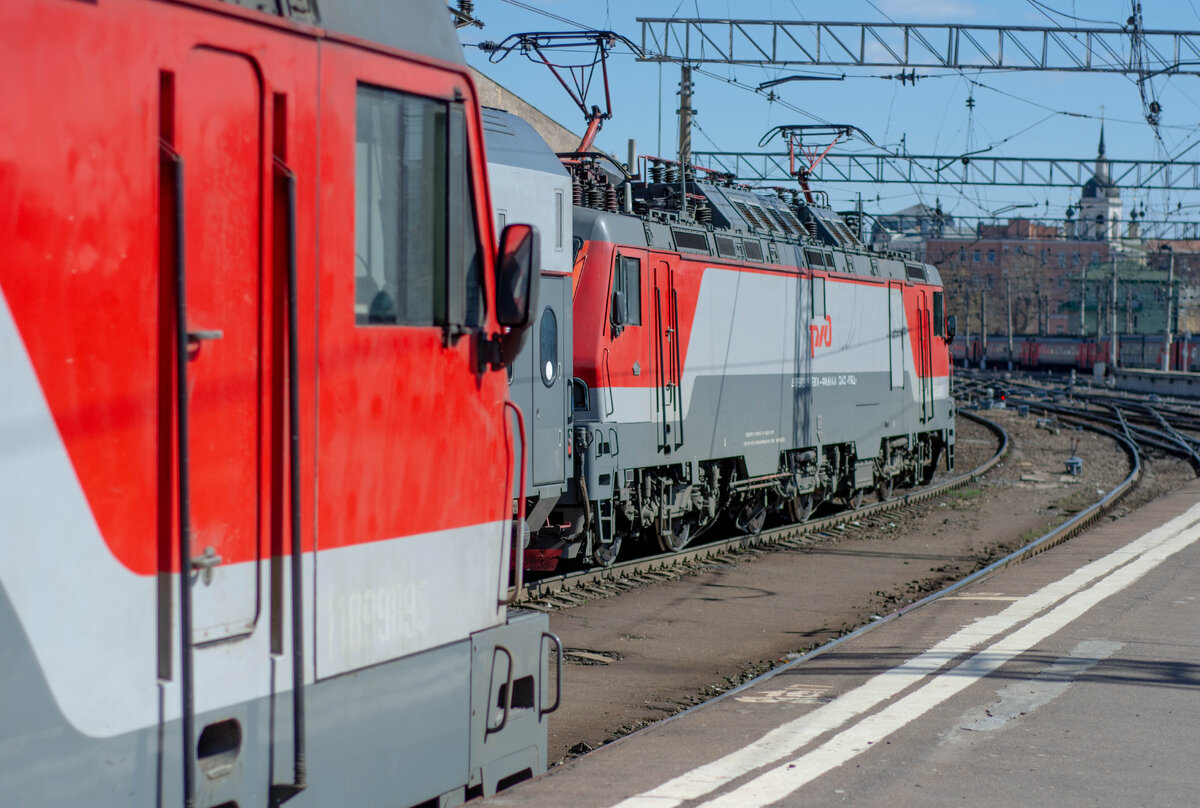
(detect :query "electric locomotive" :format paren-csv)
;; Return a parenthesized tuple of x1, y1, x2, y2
(501, 141, 957, 571)
(482, 108, 577, 546)
(0, 2, 557, 806)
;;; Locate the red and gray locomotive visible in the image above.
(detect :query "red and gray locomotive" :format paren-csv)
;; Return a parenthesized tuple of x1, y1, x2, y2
(486, 109, 957, 572)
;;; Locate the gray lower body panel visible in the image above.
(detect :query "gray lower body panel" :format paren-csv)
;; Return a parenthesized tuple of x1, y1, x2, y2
(588, 371, 952, 479)
(0, 584, 551, 808)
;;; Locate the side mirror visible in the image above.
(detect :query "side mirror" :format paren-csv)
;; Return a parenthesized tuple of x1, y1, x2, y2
(611, 290, 627, 328)
(486, 224, 541, 370)
(945, 314, 957, 344)
(496, 223, 539, 328)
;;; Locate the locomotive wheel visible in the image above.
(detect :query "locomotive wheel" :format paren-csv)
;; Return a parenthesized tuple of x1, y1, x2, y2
(655, 519, 692, 553)
(736, 503, 767, 536)
(593, 535, 623, 567)
(787, 493, 814, 523)
(876, 475, 893, 502)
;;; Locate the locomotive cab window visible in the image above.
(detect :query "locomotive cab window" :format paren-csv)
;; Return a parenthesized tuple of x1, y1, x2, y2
(354, 84, 482, 328)
(933, 291, 945, 337)
(613, 255, 642, 326)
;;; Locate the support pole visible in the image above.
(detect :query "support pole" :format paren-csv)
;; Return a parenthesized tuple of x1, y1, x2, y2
(1079, 260, 1088, 336)
(963, 288, 970, 368)
(1111, 255, 1119, 369)
(980, 290, 988, 370)
(1005, 276, 1014, 371)
(678, 65, 692, 220)
(1163, 246, 1175, 371)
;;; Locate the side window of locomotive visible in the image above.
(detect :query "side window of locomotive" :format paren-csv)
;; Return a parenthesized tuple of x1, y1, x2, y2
(614, 255, 642, 326)
(353, 85, 482, 328)
(448, 103, 484, 328)
(539, 307, 558, 387)
(811, 276, 826, 319)
(933, 291, 945, 337)
(354, 85, 444, 326)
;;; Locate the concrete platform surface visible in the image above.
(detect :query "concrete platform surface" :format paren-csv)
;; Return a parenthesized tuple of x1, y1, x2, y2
(485, 479, 1200, 808)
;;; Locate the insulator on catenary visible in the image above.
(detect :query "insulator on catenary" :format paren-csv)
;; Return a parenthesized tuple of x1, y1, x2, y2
(606, 184, 618, 212)
(696, 203, 712, 224)
(572, 176, 583, 206)
(805, 218, 818, 238)
(650, 160, 664, 183)
(589, 183, 605, 209)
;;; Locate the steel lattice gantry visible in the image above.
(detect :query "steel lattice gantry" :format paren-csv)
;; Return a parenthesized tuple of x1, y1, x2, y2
(692, 152, 1200, 190)
(637, 18, 1200, 74)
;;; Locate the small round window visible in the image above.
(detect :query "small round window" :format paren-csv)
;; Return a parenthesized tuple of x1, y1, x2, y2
(539, 307, 558, 388)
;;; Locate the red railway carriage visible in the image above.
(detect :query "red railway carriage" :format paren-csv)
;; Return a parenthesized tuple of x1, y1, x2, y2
(0, 2, 554, 806)
(952, 334, 1200, 372)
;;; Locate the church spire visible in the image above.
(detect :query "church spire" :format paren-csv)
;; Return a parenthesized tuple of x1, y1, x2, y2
(1095, 121, 1110, 185)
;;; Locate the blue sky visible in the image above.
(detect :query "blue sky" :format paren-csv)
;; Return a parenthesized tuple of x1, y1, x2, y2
(464, 1, 1200, 226)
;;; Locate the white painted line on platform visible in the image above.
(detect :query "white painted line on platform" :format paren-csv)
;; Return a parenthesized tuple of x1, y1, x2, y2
(698, 511, 1200, 808)
(611, 503, 1200, 808)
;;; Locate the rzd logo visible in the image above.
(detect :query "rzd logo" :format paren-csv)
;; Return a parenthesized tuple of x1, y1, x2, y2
(810, 315, 832, 357)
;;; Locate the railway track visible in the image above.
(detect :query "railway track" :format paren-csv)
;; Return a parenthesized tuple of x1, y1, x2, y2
(567, 395, 1150, 736)
(520, 380, 1181, 609)
(958, 371, 1200, 469)
(518, 410, 1010, 606)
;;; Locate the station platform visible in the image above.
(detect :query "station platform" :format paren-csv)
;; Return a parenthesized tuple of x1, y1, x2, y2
(1113, 366, 1200, 398)
(485, 478, 1200, 808)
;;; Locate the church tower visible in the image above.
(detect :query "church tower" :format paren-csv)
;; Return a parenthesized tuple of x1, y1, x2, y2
(1072, 124, 1122, 240)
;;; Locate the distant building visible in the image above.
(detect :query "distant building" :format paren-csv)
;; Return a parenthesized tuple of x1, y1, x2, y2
(890, 125, 1199, 338)
(1067, 125, 1123, 241)
(871, 201, 972, 247)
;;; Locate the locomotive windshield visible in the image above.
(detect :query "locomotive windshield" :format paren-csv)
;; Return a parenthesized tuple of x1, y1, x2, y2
(354, 84, 483, 328)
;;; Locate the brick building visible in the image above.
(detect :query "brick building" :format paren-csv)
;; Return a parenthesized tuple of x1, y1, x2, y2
(875, 127, 1200, 339)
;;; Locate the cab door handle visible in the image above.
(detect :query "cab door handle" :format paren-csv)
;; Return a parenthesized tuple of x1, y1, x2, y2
(187, 329, 223, 342)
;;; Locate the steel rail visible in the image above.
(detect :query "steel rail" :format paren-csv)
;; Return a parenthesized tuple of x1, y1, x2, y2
(518, 410, 1008, 602)
(1011, 397, 1197, 460)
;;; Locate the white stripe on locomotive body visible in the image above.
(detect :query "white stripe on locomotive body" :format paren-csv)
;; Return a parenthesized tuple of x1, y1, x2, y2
(315, 525, 505, 678)
(602, 267, 946, 426)
(0, 288, 507, 738)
